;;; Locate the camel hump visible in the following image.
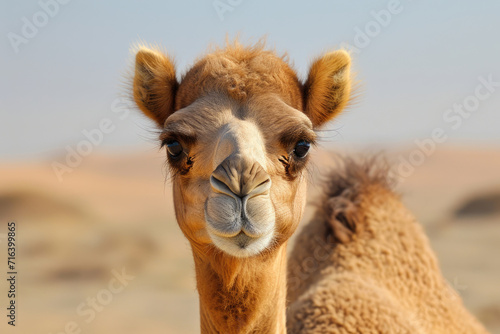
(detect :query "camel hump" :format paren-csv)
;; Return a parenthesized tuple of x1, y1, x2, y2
(320, 156, 394, 243)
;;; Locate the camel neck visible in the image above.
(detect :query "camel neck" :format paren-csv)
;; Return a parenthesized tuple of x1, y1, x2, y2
(193, 244, 288, 334)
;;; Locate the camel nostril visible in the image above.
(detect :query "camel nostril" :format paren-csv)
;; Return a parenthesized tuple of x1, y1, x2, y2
(247, 178, 271, 196)
(256, 178, 270, 188)
(210, 175, 235, 196)
(211, 158, 271, 198)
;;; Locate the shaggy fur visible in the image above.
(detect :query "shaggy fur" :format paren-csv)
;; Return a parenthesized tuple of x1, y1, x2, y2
(303, 51, 352, 127)
(287, 158, 489, 333)
(133, 40, 352, 129)
(133, 46, 178, 127)
(174, 41, 303, 112)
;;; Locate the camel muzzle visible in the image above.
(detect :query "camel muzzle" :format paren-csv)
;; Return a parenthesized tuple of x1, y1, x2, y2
(203, 157, 276, 257)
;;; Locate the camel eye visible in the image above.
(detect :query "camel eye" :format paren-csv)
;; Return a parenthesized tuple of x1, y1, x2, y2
(166, 140, 183, 158)
(294, 140, 310, 158)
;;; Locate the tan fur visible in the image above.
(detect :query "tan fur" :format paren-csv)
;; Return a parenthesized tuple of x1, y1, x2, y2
(303, 50, 352, 127)
(132, 40, 352, 334)
(132, 40, 488, 333)
(287, 158, 490, 333)
(133, 45, 178, 127)
(174, 41, 303, 111)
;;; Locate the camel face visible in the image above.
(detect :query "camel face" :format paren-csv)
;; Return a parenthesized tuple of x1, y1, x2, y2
(132, 42, 352, 258)
(161, 91, 314, 257)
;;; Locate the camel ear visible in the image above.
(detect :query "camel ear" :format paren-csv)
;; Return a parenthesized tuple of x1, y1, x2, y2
(326, 196, 360, 243)
(303, 50, 352, 128)
(133, 47, 178, 128)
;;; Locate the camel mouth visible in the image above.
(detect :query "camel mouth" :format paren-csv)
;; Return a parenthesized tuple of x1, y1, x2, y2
(233, 231, 253, 249)
(207, 226, 275, 258)
(204, 188, 276, 257)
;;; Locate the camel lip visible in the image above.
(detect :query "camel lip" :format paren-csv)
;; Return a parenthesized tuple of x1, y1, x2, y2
(232, 231, 253, 249)
(207, 227, 275, 258)
(204, 209, 273, 239)
(209, 228, 256, 243)
(204, 202, 275, 257)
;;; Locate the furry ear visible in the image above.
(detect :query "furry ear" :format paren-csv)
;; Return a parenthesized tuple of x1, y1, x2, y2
(303, 50, 352, 128)
(133, 46, 178, 128)
(326, 196, 360, 243)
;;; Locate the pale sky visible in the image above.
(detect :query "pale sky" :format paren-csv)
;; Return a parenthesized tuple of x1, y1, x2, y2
(1, 0, 499, 160)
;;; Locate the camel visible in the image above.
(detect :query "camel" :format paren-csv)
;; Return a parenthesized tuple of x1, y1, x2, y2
(287, 158, 490, 333)
(131, 40, 489, 333)
(131, 40, 352, 333)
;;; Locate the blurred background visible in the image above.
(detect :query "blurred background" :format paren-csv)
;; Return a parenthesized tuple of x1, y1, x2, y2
(1, 1, 499, 333)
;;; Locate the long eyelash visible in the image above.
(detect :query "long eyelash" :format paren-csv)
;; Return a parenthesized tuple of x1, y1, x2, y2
(314, 127, 343, 142)
(162, 152, 195, 185)
(162, 159, 178, 185)
(159, 135, 176, 149)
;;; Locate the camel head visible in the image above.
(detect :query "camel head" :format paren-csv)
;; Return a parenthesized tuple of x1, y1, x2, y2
(132, 42, 351, 258)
